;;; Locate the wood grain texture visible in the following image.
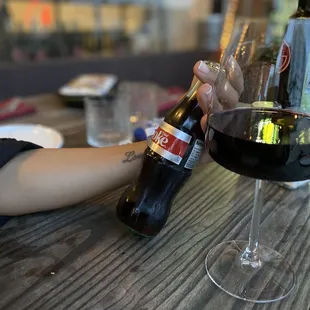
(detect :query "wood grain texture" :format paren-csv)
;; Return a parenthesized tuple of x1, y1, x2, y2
(0, 95, 309, 310)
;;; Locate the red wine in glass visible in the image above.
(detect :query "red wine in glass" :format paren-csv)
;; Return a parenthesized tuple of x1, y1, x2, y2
(207, 108, 310, 182)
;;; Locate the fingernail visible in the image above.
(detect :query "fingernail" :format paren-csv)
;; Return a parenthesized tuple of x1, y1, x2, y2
(205, 84, 212, 98)
(198, 61, 209, 74)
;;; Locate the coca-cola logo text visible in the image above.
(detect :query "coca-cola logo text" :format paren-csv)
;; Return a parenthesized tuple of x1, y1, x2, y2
(152, 130, 169, 148)
(150, 126, 190, 157)
(148, 122, 192, 164)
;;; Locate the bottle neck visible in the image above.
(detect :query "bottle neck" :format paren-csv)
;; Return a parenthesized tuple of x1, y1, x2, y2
(292, 0, 310, 18)
(186, 77, 202, 100)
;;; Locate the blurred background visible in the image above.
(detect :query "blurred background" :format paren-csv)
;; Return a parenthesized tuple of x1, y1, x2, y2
(0, 0, 299, 99)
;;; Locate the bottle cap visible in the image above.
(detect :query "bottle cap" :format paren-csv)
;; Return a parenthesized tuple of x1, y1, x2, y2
(133, 127, 147, 142)
(205, 61, 220, 73)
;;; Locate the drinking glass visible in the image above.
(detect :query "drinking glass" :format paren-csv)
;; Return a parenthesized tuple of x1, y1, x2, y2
(204, 19, 310, 303)
(120, 81, 161, 128)
(84, 92, 132, 147)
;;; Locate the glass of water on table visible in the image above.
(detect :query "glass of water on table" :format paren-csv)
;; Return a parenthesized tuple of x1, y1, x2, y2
(84, 91, 132, 147)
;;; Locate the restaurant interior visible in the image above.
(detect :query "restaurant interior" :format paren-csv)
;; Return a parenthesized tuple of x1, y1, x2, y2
(1, 1, 310, 309)
(0, 0, 296, 99)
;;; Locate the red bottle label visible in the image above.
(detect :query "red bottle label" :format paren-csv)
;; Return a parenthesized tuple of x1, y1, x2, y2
(148, 121, 192, 165)
(279, 40, 291, 73)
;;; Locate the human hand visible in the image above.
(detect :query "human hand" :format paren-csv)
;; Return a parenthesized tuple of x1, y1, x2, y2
(193, 58, 244, 132)
(194, 59, 244, 165)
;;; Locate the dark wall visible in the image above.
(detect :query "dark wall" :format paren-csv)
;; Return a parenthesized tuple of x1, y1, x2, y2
(0, 50, 219, 99)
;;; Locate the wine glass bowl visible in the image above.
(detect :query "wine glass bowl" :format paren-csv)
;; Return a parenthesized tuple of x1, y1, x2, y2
(207, 108, 310, 182)
(203, 19, 310, 303)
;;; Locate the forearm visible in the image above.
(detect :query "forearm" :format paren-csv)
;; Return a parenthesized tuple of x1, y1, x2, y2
(0, 141, 147, 215)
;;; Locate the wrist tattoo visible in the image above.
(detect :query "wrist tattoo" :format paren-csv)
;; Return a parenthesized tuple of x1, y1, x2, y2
(122, 151, 143, 163)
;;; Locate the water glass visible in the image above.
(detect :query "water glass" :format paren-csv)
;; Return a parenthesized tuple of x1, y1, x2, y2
(119, 81, 162, 128)
(84, 93, 132, 147)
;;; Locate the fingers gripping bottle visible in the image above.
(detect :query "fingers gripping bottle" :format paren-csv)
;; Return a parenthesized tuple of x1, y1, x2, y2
(116, 71, 210, 237)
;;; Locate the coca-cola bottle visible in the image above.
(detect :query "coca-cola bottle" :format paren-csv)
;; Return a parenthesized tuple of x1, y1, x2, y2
(276, 0, 310, 111)
(116, 65, 212, 237)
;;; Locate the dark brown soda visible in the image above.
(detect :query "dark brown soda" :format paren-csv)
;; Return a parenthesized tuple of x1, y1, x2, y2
(116, 155, 191, 237)
(116, 87, 204, 238)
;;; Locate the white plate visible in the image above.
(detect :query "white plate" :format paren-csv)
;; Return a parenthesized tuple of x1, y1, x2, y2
(0, 124, 64, 148)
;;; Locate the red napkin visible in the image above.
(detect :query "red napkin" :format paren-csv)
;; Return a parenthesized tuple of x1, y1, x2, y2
(0, 97, 36, 121)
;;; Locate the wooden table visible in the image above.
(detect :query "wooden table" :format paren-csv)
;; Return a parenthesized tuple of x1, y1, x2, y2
(0, 94, 309, 310)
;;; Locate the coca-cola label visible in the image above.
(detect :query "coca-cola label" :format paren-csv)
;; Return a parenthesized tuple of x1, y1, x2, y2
(148, 121, 192, 165)
(184, 139, 205, 169)
(279, 40, 291, 73)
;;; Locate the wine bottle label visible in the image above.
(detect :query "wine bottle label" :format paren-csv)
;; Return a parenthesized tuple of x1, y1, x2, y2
(301, 53, 310, 111)
(184, 139, 205, 169)
(278, 40, 291, 73)
(148, 121, 192, 165)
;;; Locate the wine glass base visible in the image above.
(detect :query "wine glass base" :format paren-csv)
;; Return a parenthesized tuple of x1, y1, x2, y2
(205, 240, 295, 303)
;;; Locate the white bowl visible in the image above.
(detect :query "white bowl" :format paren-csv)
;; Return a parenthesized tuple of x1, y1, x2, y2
(0, 124, 64, 148)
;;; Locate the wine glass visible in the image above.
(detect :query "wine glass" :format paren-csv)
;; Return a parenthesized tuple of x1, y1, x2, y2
(204, 19, 309, 303)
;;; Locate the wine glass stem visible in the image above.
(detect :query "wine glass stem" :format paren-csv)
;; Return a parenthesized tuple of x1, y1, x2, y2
(241, 179, 264, 268)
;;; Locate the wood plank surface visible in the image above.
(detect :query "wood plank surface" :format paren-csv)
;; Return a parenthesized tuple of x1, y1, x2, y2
(0, 95, 309, 310)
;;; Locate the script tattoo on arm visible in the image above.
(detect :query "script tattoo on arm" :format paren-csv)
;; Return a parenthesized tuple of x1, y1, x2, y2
(122, 151, 144, 163)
